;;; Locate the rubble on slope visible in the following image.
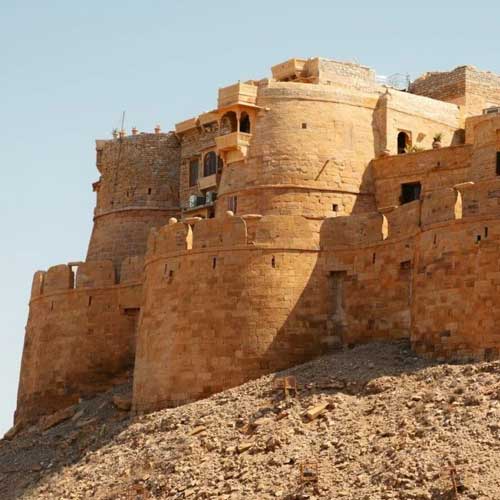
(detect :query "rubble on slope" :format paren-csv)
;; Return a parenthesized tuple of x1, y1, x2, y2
(1, 341, 499, 500)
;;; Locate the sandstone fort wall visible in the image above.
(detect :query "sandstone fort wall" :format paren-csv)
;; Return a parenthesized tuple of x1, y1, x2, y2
(16, 259, 143, 424)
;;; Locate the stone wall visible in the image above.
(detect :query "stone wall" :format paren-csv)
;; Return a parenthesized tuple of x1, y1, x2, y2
(410, 66, 500, 116)
(133, 154, 500, 413)
(132, 215, 330, 412)
(304, 58, 377, 88)
(16, 259, 143, 424)
(372, 145, 472, 208)
(216, 81, 381, 219)
(409, 66, 468, 106)
(86, 132, 181, 270)
(380, 90, 462, 154)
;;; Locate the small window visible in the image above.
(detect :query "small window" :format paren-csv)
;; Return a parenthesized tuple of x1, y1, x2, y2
(228, 196, 238, 214)
(496, 152, 500, 175)
(400, 182, 421, 204)
(203, 151, 217, 177)
(212, 257, 217, 269)
(189, 159, 199, 187)
(397, 131, 410, 154)
(301, 123, 307, 129)
(332, 204, 339, 212)
(240, 112, 251, 133)
(400, 260, 411, 271)
(148, 188, 152, 195)
(271, 256, 276, 268)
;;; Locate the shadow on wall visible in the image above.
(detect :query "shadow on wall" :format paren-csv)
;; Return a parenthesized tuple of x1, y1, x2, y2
(261, 212, 414, 371)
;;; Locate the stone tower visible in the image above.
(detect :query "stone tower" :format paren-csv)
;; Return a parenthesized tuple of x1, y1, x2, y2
(87, 130, 181, 274)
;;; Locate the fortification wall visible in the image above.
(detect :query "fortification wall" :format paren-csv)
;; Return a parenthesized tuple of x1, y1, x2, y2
(317, 207, 417, 345)
(16, 258, 143, 424)
(372, 145, 472, 208)
(132, 215, 332, 412)
(316, 180, 500, 362)
(216, 82, 380, 219)
(468, 114, 500, 182)
(87, 132, 181, 269)
(373, 113, 500, 208)
(216, 81, 463, 219)
(133, 175, 500, 413)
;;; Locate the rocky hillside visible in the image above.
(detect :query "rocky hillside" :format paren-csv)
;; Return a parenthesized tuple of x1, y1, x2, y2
(1, 341, 499, 500)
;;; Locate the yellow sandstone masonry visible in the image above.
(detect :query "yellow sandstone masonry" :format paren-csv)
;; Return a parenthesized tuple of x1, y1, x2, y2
(14, 57, 500, 424)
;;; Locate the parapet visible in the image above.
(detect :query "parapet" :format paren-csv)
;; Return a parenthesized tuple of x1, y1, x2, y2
(149, 214, 318, 259)
(271, 57, 376, 89)
(409, 65, 500, 116)
(30, 257, 144, 299)
(320, 212, 388, 249)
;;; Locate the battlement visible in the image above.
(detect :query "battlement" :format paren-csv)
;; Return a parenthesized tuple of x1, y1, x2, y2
(148, 214, 318, 261)
(30, 257, 144, 300)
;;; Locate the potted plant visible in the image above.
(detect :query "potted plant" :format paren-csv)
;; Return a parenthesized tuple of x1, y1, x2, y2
(432, 133, 443, 149)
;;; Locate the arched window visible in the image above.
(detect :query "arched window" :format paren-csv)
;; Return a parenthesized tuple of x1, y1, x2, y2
(397, 131, 410, 154)
(203, 151, 217, 176)
(220, 111, 238, 135)
(240, 112, 251, 133)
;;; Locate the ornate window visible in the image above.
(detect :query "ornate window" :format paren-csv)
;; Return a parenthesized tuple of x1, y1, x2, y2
(203, 151, 217, 177)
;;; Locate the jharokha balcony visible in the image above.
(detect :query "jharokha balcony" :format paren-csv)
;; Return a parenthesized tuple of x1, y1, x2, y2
(215, 131, 251, 164)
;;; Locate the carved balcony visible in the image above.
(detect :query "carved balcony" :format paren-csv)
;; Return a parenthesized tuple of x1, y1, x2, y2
(215, 131, 251, 165)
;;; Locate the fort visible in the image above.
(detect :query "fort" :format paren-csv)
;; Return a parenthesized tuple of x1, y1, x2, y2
(14, 57, 500, 426)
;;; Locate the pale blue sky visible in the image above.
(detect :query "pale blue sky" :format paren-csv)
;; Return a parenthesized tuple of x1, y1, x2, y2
(1, 1, 499, 434)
